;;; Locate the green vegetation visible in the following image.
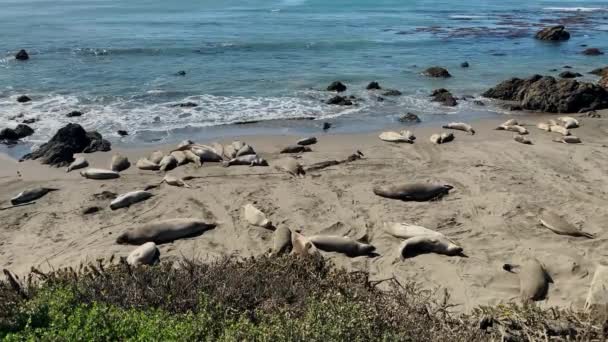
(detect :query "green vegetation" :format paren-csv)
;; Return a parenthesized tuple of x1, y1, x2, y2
(0, 256, 605, 341)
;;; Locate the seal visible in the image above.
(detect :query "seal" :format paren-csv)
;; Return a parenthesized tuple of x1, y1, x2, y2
(177, 140, 194, 149)
(309, 235, 376, 257)
(502, 119, 519, 126)
(373, 183, 453, 201)
(514, 135, 532, 145)
(271, 226, 292, 256)
(110, 154, 131, 172)
(11, 187, 58, 205)
(110, 190, 153, 210)
(539, 209, 593, 238)
(183, 150, 202, 167)
(442, 122, 475, 135)
(430, 132, 454, 144)
(211, 142, 224, 159)
(297, 137, 317, 146)
(116, 218, 216, 245)
(379, 131, 414, 143)
(536, 122, 551, 132)
(223, 144, 237, 160)
(553, 135, 581, 144)
(126, 242, 160, 266)
(222, 154, 268, 167)
(159, 155, 178, 172)
(80, 168, 120, 180)
(290, 232, 319, 257)
(399, 235, 463, 258)
(236, 144, 255, 157)
(136, 158, 160, 171)
(162, 175, 191, 188)
(280, 145, 312, 154)
(66, 157, 88, 173)
(149, 150, 165, 164)
(191, 146, 223, 162)
(497, 124, 528, 135)
(243, 203, 273, 229)
(557, 116, 579, 129)
(170, 151, 188, 165)
(549, 124, 570, 136)
(273, 158, 305, 177)
(585, 265, 608, 311)
(384, 222, 444, 239)
(505, 257, 552, 302)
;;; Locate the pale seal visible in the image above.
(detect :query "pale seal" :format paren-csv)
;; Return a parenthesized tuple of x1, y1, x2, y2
(222, 154, 268, 167)
(116, 218, 216, 245)
(514, 135, 532, 145)
(297, 137, 317, 146)
(162, 175, 191, 188)
(399, 235, 463, 259)
(557, 116, 579, 129)
(549, 124, 570, 136)
(110, 190, 153, 210)
(243, 203, 273, 229)
(504, 257, 552, 302)
(66, 157, 88, 173)
(273, 158, 305, 177)
(223, 144, 237, 160)
(236, 144, 255, 157)
(149, 150, 165, 164)
(170, 151, 188, 165)
(11, 187, 58, 205)
(183, 150, 202, 167)
(136, 158, 160, 171)
(536, 122, 551, 132)
(553, 135, 581, 144)
(502, 119, 519, 126)
(539, 210, 593, 238)
(126, 242, 160, 266)
(159, 155, 178, 172)
(290, 232, 319, 257)
(280, 145, 312, 154)
(585, 265, 608, 311)
(497, 124, 528, 135)
(211, 142, 224, 158)
(442, 122, 475, 135)
(309, 235, 376, 257)
(373, 183, 453, 201)
(271, 226, 292, 256)
(110, 154, 131, 172)
(384, 222, 444, 239)
(430, 132, 454, 144)
(379, 131, 414, 143)
(80, 168, 120, 180)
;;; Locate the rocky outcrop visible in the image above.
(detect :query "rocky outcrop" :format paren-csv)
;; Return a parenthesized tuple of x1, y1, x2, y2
(535, 25, 570, 41)
(171, 102, 198, 108)
(17, 95, 31, 103)
(22, 123, 111, 166)
(590, 67, 608, 77)
(583, 48, 604, 56)
(423, 67, 451, 78)
(327, 81, 347, 92)
(398, 113, 421, 123)
(430, 89, 458, 106)
(483, 75, 608, 113)
(461, 61, 470, 68)
(117, 130, 128, 136)
(600, 75, 608, 89)
(366, 81, 381, 90)
(559, 71, 582, 79)
(382, 89, 402, 96)
(326, 95, 353, 106)
(0, 124, 34, 141)
(66, 111, 83, 117)
(15, 49, 29, 60)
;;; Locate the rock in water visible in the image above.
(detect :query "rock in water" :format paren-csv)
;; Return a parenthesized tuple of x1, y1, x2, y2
(243, 204, 272, 229)
(326, 95, 353, 106)
(366, 81, 381, 90)
(327, 81, 347, 92)
(461, 61, 470, 68)
(0, 124, 34, 141)
(382, 89, 402, 96)
(15, 49, 29, 60)
(66, 111, 83, 117)
(583, 48, 604, 56)
(431, 89, 458, 106)
(17, 95, 31, 103)
(559, 71, 582, 79)
(423, 67, 451, 78)
(21, 123, 111, 166)
(535, 25, 570, 41)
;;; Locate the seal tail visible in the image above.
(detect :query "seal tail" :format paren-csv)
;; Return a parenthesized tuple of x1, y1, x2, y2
(579, 231, 595, 239)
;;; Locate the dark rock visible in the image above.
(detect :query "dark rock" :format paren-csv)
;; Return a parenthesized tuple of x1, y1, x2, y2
(17, 95, 31, 103)
(22, 118, 37, 124)
(9, 113, 24, 120)
(461, 61, 470, 68)
(366, 81, 381, 90)
(153, 116, 161, 123)
(382, 89, 402, 96)
(563, 65, 572, 69)
(66, 111, 83, 117)
(581, 110, 601, 118)
(15, 49, 29, 60)
(601, 75, 608, 89)
(508, 104, 523, 111)
(590, 67, 608, 76)
(581, 44, 587, 47)
(375, 96, 385, 102)
(430, 88, 458, 106)
(171, 102, 198, 108)
(117, 130, 128, 136)
(322, 122, 332, 130)
(176, 70, 186, 76)
(559, 71, 582, 79)
(0, 124, 34, 140)
(21, 123, 112, 166)
(92, 191, 117, 201)
(423, 67, 452, 78)
(326, 95, 353, 106)
(82, 206, 101, 215)
(483, 75, 608, 113)
(327, 81, 347, 92)
(583, 48, 604, 56)
(474, 100, 485, 106)
(535, 25, 570, 41)
(549, 69, 558, 72)
(398, 113, 421, 123)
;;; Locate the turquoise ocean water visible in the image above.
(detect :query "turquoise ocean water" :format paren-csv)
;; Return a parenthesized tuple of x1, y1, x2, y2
(1, 0, 607, 146)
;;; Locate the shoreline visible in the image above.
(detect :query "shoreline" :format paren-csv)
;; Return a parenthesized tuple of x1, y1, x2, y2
(2, 110, 608, 313)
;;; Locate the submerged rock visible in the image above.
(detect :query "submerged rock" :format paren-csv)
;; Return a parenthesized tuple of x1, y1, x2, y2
(326, 95, 353, 106)
(366, 81, 381, 90)
(461, 61, 470, 68)
(171, 102, 198, 108)
(583, 48, 604, 56)
(430, 88, 458, 107)
(398, 113, 421, 123)
(16, 95, 31, 103)
(589, 67, 608, 77)
(117, 130, 129, 136)
(327, 81, 347, 92)
(423, 67, 451, 78)
(559, 71, 582, 79)
(535, 25, 570, 41)
(66, 110, 83, 117)
(15, 49, 29, 60)
(176, 70, 186, 76)
(382, 89, 402, 96)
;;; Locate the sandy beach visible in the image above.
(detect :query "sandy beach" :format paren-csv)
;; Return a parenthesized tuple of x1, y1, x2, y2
(2, 111, 608, 312)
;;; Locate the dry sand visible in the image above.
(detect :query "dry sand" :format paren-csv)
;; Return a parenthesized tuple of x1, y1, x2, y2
(2, 111, 608, 312)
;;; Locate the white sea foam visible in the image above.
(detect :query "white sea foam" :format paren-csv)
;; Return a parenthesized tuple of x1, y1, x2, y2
(449, 15, 486, 19)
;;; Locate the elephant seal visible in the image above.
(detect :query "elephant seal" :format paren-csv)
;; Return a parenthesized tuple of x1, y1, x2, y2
(539, 210, 593, 238)
(66, 157, 88, 172)
(280, 145, 312, 154)
(159, 155, 178, 172)
(170, 151, 188, 165)
(80, 168, 120, 180)
(502, 119, 519, 126)
(232, 141, 246, 152)
(271, 226, 292, 256)
(585, 265, 608, 311)
(442, 122, 475, 135)
(309, 235, 375, 257)
(110, 154, 131, 172)
(274, 158, 305, 177)
(373, 183, 453, 201)
(297, 137, 317, 146)
(11, 187, 58, 205)
(110, 190, 153, 210)
(379, 131, 414, 143)
(149, 150, 165, 164)
(557, 116, 579, 129)
(549, 124, 570, 136)
(236, 144, 255, 157)
(177, 140, 194, 149)
(191, 146, 223, 162)
(399, 235, 463, 259)
(223, 144, 237, 160)
(497, 124, 528, 135)
(553, 135, 581, 144)
(126, 242, 160, 266)
(243, 204, 272, 229)
(162, 175, 191, 188)
(116, 218, 216, 245)
(430, 132, 454, 144)
(505, 257, 552, 302)
(384, 222, 444, 239)
(290, 232, 319, 257)
(211, 142, 224, 158)
(183, 150, 202, 167)
(537, 122, 551, 132)
(514, 135, 532, 145)
(222, 154, 268, 167)
(136, 158, 160, 171)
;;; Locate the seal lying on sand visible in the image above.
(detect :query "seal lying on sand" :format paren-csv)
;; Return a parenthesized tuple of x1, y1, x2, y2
(297, 137, 317, 146)
(271, 226, 292, 256)
(280, 145, 312, 154)
(170, 151, 188, 165)
(162, 175, 191, 188)
(304, 151, 364, 172)
(116, 218, 216, 245)
(497, 124, 528, 135)
(149, 151, 165, 164)
(136, 158, 160, 171)
(379, 131, 415, 143)
(191, 146, 223, 162)
(290, 232, 319, 257)
(539, 210, 593, 238)
(585, 265, 608, 311)
(548, 122, 570, 136)
(110, 190, 153, 210)
(430, 132, 454, 144)
(111, 154, 131, 172)
(222, 154, 268, 167)
(514, 135, 532, 145)
(373, 183, 453, 201)
(309, 235, 375, 257)
(80, 168, 120, 180)
(557, 116, 579, 129)
(183, 150, 202, 167)
(159, 155, 178, 172)
(504, 257, 552, 302)
(66, 157, 88, 172)
(126, 242, 160, 266)
(442, 122, 475, 135)
(274, 158, 305, 177)
(11, 187, 58, 205)
(399, 235, 463, 259)
(236, 143, 255, 157)
(384, 222, 444, 239)
(243, 204, 273, 229)
(553, 135, 581, 144)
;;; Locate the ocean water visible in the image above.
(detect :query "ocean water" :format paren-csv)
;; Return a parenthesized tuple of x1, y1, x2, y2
(1, 0, 608, 146)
